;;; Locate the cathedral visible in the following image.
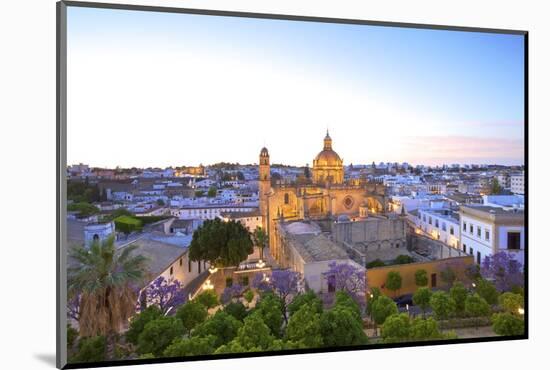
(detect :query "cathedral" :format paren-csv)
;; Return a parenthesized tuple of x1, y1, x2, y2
(259, 131, 389, 249)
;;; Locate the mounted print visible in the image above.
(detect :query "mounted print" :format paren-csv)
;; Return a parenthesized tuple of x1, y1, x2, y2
(57, 1, 528, 368)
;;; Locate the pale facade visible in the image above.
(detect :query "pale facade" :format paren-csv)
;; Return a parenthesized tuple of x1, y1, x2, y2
(459, 205, 524, 266)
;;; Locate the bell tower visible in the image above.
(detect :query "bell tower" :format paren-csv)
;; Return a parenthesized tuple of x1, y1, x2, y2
(259, 147, 271, 231)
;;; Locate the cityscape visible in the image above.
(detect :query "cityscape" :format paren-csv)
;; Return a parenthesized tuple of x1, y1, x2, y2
(66, 132, 525, 363)
(64, 5, 525, 366)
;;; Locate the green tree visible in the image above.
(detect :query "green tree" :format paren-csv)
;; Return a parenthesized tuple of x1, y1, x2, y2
(464, 294, 491, 325)
(68, 236, 149, 342)
(176, 301, 208, 336)
(385, 271, 403, 297)
(156, 198, 165, 206)
(393, 255, 415, 265)
(498, 292, 524, 314)
(371, 295, 399, 334)
(286, 304, 323, 348)
(288, 290, 323, 317)
(439, 265, 457, 288)
(255, 293, 284, 337)
(194, 190, 205, 197)
(195, 290, 219, 309)
(232, 311, 275, 351)
(207, 186, 217, 197)
(334, 290, 362, 322)
(67, 325, 78, 348)
(67, 202, 100, 217)
(491, 313, 525, 336)
(113, 215, 143, 235)
(243, 290, 254, 307)
(381, 313, 411, 343)
(71, 336, 106, 363)
(137, 317, 184, 356)
(475, 279, 499, 305)
(223, 301, 248, 322)
(429, 291, 456, 320)
(410, 317, 445, 340)
(450, 282, 469, 313)
(163, 336, 216, 357)
(366, 287, 382, 317)
(126, 305, 163, 345)
(366, 259, 386, 268)
(320, 306, 368, 347)
(252, 226, 268, 260)
(415, 269, 428, 287)
(412, 287, 432, 318)
(189, 218, 254, 267)
(192, 311, 242, 348)
(490, 178, 503, 194)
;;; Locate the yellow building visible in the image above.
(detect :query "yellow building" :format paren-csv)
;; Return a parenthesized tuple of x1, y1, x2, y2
(259, 132, 389, 257)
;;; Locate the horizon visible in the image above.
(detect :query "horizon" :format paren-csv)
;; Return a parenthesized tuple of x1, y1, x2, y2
(67, 7, 525, 169)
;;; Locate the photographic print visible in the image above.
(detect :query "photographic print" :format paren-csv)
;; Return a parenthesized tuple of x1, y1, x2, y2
(58, 2, 527, 368)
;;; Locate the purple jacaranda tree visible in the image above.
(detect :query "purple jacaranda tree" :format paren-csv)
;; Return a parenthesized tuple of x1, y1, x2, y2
(67, 293, 81, 322)
(220, 284, 246, 305)
(481, 252, 524, 292)
(323, 261, 366, 307)
(138, 276, 187, 314)
(252, 269, 302, 323)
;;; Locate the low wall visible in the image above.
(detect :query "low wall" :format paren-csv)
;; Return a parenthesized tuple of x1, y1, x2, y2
(366, 255, 475, 296)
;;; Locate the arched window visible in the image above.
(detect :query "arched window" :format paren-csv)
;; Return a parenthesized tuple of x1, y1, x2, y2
(93, 234, 99, 241)
(284, 193, 289, 205)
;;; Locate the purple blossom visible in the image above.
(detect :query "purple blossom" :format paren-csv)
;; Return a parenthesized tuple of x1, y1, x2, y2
(67, 294, 81, 322)
(252, 269, 302, 322)
(481, 252, 524, 292)
(139, 276, 187, 314)
(323, 261, 366, 306)
(220, 284, 246, 305)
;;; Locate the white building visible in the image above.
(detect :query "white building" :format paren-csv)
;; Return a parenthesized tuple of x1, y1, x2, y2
(171, 205, 257, 220)
(510, 172, 525, 195)
(416, 208, 460, 249)
(459, 205, 524, 266)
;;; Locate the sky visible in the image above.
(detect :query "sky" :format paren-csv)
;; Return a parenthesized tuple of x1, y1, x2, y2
(66, 6, 525, 168)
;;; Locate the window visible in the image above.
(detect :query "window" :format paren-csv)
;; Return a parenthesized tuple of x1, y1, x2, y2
(423, 214, 426, 222)
(429, 217, 432, 225)
(477, 226, 481, 238)
(179, 258, 183, 266)
(188, 259, 192, 273)
(470, 224, 474, 234)
(284, 193, 289, 205)
(469, 247, 473, 255)
(507, 232, 521, 250)
(485, 229, 490, 241)
(170, 266, 173, 275)
(463, 244, 466, 253)
(463, 222, 467, 231)
(435, 219, 439, 228)
(450, 226, 454, 235)
(442, 222, 447, 231)
(477, 251, 481, 264)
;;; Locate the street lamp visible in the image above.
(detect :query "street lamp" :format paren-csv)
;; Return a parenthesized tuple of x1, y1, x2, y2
(256, 259, 266, 269)
(208, 266, 218, 274)
(202, 279, 214, 290)
(518, 307, 525, 315)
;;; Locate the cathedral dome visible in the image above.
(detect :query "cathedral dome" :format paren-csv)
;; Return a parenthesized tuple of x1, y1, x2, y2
(312, 131, 344, 184)
(314, 131, 342, 166)
(314, 149, 342, 166)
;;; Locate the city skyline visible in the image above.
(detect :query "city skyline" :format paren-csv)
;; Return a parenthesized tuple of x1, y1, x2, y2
(67, 7, 525, 168)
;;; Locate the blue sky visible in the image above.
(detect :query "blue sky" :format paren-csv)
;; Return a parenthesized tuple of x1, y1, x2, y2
(67, 6, 525, 167)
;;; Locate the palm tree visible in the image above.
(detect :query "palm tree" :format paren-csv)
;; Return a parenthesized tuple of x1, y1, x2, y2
(68, 236, 149, 342)
(252, 226, 268, 260)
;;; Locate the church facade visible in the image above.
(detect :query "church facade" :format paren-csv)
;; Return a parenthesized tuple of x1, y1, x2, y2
(258, 132, 389, 251)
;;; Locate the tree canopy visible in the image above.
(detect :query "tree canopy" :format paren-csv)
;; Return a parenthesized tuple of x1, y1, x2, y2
(189, 219, 253, 267)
